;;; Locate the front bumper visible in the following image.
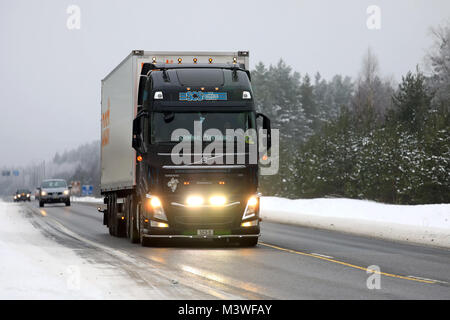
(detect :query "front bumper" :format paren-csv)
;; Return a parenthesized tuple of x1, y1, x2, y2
(142, 233, 260, 239)
(40, 196, 69, 203)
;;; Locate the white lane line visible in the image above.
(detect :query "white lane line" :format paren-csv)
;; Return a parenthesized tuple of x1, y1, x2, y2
(407, 276, 448, 284)
(310, 253, 334, 259)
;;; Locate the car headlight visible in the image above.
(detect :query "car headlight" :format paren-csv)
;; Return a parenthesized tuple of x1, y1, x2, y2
(63, 190, 69, 195)
(27, 194, 30, 197)
(41, 191, 47, 196)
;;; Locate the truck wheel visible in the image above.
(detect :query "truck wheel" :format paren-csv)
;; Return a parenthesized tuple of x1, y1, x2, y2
(108, 195, 118, 236)
(239, 237, 258, 247)
(39, 201, 44, 208)
(128, 195, 140, 243)
(65, 200, 71, 206)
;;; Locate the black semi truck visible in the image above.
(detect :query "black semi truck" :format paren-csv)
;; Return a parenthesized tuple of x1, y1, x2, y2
(100, 51, 271, 246)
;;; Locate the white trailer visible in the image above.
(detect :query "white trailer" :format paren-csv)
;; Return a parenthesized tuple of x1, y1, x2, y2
(100, 50, 250, 192)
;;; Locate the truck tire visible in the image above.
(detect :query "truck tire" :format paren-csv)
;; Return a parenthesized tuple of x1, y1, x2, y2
(128, 195, 140, 243)
(239, 237, 258, 247)
(39, 201, 44, 208)
(65, 200, 71, 206)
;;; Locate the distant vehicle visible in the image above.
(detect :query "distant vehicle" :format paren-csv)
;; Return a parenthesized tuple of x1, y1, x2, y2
(14, 189, 31, 202)
(37, 179, 71, 207)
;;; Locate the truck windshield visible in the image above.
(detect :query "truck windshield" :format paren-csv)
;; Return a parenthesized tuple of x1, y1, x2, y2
(42, 181, 67, 188)
(151, 112, 255, 143)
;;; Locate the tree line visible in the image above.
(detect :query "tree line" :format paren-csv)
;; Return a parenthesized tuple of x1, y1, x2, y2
(255, 24, 449, 204)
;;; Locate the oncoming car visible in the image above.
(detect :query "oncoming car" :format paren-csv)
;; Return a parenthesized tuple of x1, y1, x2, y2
(14, 189, 31, 202)
(38, 179, 71, 207)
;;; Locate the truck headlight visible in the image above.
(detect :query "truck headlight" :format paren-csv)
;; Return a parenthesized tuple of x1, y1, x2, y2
(146, 195, 167, 221)
(150, 221, 169, 228)
(242, 196, 259, 220)
(63, 190, 69, 195)
(186, 195, 204, 207)
(41, 191, 47, 196)
(27, 194, 30, 197)
(209, 195, 226, 206)
(241, 220, 258, 227)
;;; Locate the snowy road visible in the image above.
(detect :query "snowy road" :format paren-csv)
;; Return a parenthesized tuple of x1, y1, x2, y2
(1, 200, 449, 299)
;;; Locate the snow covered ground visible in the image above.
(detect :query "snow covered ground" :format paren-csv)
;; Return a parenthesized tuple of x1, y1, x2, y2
(260, 197, 450, 248)
(0, 200, 173, 299)
(71, 196, 103, 204)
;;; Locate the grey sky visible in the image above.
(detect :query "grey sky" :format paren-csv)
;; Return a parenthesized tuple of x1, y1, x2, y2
(0, 0, 449, 167)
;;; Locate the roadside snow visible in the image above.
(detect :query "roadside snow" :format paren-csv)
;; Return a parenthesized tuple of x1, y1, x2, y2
(260, 197, 450, 248)
(0, 200, 158, 299)
(71, 196, 103, 204)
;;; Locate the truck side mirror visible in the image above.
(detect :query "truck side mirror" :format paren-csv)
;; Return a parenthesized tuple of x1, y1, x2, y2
(132, 117, 142, 150)
(257, 113, 271, 151)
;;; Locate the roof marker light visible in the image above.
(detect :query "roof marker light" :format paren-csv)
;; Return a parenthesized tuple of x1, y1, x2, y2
(154, 91, 163, 100)
(152, 57, 156, 63)
(193, 58, 198, 64)
(233, 57, 237, 64)
(242, 91, 252, 99)
(178, 58, 182, 64)
(208, 58, 213, 64)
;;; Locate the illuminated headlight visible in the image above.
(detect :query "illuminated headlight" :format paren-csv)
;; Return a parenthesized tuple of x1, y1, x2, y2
(150, 221, 169, 228)
(186, 195, 204, 207)
(209, 196, 226, 206)
(63, 190, 69, 195)
(146, 195, 167, 221)
(242, 196, 259, 220)
(14, 196, 16, 199)
(241, 220, 258, 227)
(153, 91, 164, 100)
(242, 91, 252, 99)
(41, 191, 47, 196)
(27, 194, 30, 197)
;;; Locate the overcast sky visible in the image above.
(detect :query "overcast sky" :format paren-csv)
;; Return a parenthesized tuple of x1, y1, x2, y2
(0, 0, 449, 167)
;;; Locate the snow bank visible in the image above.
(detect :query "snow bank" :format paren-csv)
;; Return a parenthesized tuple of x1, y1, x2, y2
(71, 196, 103, 204)
(260, 197, 450, 248)
(0, 201, 155, 299)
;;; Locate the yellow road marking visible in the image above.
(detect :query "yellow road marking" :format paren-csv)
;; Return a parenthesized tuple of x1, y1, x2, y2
(259, 242, 436, 284)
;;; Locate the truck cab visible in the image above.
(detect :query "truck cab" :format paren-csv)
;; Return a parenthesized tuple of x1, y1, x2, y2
(100, 51, 271, 247)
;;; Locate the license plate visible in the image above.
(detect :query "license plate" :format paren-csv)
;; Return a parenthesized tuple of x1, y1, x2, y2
(197, 229, 214, 236)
